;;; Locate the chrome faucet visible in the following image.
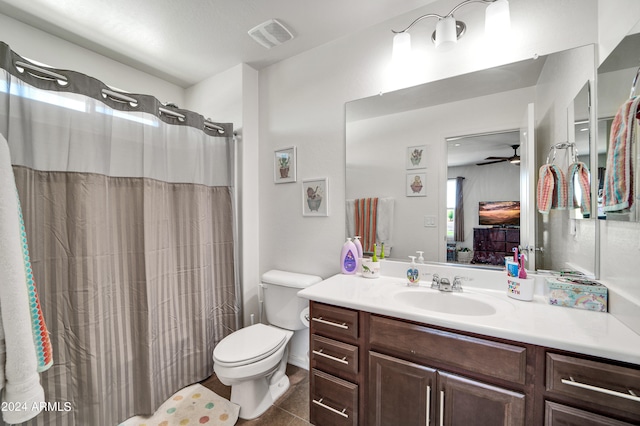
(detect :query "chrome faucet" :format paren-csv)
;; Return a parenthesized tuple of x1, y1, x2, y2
(439, 277, 452, 292)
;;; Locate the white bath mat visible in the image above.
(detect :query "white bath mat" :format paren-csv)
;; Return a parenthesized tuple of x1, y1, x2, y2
(119, 383, 239, 426)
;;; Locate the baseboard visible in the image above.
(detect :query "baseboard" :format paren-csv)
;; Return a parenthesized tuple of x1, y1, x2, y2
(287, 353, 309, 370)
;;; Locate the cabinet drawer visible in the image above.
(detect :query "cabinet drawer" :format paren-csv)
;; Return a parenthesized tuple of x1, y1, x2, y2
(311, 369, 358, 426)
(370, 315, 527, 384)
(311, 334, 358, 380)
(546, 353, 640, 417)
(544, 401, 636, 426)
(310, 302, 359, 343)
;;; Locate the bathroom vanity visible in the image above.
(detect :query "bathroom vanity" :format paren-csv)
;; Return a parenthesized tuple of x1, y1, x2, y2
(300, 271, 640, 426)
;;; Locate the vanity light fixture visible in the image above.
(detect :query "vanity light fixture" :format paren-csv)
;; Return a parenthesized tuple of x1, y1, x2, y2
(392, 0, 510, 54)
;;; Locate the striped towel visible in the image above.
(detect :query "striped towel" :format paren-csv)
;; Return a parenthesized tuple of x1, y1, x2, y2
(537, 164, 567, 214)
(602, 96, 640, 212)
(354, 198, 378, 253)
(567, 162, 591, 216)
(16, 194, 53, 372)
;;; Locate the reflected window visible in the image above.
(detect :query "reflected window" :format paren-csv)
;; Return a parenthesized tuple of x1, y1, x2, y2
(447, 178, 456, 239)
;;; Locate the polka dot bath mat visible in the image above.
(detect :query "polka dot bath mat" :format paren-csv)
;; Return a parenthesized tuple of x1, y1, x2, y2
(120, 383, 240, 426)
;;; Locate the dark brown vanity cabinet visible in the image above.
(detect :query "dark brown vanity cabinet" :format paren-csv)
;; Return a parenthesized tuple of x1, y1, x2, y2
(308, 301, 640, 425)
(543, 353, 640, 425)
(309, 302, 363, 426)
(368, 315, 527, 426)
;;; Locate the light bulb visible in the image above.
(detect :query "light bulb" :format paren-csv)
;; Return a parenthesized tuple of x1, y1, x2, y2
(435, 16, 457, 51)
(392, 32, 412, 64)
(485, 0, 511, 40)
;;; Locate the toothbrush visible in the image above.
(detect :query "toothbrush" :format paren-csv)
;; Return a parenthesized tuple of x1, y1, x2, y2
(518, 253, 527, 278)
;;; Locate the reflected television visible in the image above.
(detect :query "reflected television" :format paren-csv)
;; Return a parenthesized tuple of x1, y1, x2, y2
(478, 201, 520, 226)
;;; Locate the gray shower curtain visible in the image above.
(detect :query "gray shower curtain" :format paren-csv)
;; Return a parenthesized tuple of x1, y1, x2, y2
(0, 42, 240, 425)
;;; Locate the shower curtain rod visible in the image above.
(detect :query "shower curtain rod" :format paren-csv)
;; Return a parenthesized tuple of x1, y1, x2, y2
(3, 42, 230, 136)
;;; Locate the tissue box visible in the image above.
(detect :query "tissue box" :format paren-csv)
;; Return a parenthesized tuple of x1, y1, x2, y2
(545, 276, 607, 312)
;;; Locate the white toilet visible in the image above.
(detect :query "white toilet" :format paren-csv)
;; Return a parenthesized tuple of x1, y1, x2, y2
(213, 269, 322, 420)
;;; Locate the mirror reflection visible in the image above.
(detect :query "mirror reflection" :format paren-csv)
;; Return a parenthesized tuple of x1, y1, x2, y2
(446, 130, 521, 266)
(346, 45, 596, 272)
(568, 82, 592, 220)
(597, 32, 640, 221)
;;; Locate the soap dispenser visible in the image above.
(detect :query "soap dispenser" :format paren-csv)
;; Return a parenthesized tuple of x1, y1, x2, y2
(407, 256, 420, 286)
(416, 251, 425, 263)
(341, 238, 357, 275)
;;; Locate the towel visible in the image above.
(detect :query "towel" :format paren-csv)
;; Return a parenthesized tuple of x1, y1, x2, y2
(537, 164, 567, 214)
(567, 162, 591, 216)
(0, 133, 50, 424)
(602, 96, 640, 212)
(376, 198, 394, 248)
(354, 198, 378, 253)
(349, 198, 395, 254)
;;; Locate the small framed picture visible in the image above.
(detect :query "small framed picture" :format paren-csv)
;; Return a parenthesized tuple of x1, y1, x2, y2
(406, 145, 427, 169)
(406, 172, 426, 197)
(274, 146, 296, 183)
(302, 177, 328, 216)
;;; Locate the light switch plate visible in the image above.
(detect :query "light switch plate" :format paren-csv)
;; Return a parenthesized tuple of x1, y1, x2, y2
(424, 215, 436, 227)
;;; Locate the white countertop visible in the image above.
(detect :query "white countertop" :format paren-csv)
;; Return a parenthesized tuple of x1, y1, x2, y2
(298, 271, 640, 365)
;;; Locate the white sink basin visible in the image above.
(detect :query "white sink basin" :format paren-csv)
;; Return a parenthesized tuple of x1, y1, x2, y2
(393, 289, 513, 316)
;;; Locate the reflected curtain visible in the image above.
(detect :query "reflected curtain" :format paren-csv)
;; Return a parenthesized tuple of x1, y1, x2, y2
(0, 42, 240, 425)
(454, 177, 465, 242)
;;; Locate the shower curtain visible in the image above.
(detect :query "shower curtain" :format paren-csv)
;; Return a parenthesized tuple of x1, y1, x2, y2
(0, 42, 240, 425)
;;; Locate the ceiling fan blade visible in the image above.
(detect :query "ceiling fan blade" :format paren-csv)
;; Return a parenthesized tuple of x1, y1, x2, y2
(483, 156, 509, 160)
(476, 159, 507, 166)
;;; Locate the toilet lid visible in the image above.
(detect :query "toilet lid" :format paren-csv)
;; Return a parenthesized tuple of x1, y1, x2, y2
(213, 324, 287, 366)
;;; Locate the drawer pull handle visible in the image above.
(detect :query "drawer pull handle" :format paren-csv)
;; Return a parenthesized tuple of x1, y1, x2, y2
(312, 316, 349, 329)
(561, 377, 640, 403)
(439, 390, 445, 426)
(313, 397, 349, 419)
(312, 348, 349, 365)
(426, 385, 431, 426)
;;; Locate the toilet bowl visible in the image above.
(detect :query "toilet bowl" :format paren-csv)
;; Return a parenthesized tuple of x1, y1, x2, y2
(214, 323, 294, 419)
(212, 270, 322, 420)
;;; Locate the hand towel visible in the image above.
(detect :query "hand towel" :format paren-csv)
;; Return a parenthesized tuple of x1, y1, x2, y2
(602, 96, 640, 212)
(567, 162, 591, 216)
(354, 198, 378, 253)
(375, 197, 394, 251)
(0, 133, 50, 424)
(537, 164, 567, 214)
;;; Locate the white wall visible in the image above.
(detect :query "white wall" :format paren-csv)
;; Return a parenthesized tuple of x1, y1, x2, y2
(0, 13, 184, 104)
(258, 0, 599, 280)
(185, 64, 261, 328)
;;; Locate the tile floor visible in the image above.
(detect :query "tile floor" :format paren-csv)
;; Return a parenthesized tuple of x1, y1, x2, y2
(200, 364, 312, 426)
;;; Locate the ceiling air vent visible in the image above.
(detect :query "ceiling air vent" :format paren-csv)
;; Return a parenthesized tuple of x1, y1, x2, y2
(248, 19, 294, 49)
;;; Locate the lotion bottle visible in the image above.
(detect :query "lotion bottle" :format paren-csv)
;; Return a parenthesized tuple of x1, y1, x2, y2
(341, 238, 358, 274)
(353, 236, 363, 273)
(407, 256, 420, 285)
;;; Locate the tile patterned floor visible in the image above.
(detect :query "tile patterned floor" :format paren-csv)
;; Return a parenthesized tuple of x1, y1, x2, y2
(200, 364, 311, 426)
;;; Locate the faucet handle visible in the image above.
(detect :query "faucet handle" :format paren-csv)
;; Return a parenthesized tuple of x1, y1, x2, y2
(430, 273, 440, 289)
(452, 276, 471, 292)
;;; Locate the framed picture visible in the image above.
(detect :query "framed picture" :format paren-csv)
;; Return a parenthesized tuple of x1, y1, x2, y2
(406, 172, 426, 197)
(406, 145, 427, 169)
(274, 146, 296, 183)
(302, 177, 328, 216)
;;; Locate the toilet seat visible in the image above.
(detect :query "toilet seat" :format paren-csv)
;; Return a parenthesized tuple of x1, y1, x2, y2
(213, 324, 287, 367)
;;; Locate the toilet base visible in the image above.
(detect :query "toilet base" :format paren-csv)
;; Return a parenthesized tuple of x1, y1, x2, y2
(231, 373, 291, 420)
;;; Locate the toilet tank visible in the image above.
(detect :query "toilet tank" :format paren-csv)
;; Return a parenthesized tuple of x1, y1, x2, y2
(261, 270, 322, 331)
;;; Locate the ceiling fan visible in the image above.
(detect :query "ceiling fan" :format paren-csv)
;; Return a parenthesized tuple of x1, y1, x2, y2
(476, 144, 520, 166)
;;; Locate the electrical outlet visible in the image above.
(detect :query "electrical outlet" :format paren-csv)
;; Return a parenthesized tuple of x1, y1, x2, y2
(424, 215, 436, 227)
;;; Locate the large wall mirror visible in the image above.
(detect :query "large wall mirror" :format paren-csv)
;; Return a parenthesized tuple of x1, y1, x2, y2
(346, 44, 596, 273)
(597, 32, 640, 222)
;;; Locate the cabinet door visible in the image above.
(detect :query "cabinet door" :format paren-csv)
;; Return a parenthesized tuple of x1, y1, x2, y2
(439, 371, 525, 426)
(369, 351, 436, 426)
